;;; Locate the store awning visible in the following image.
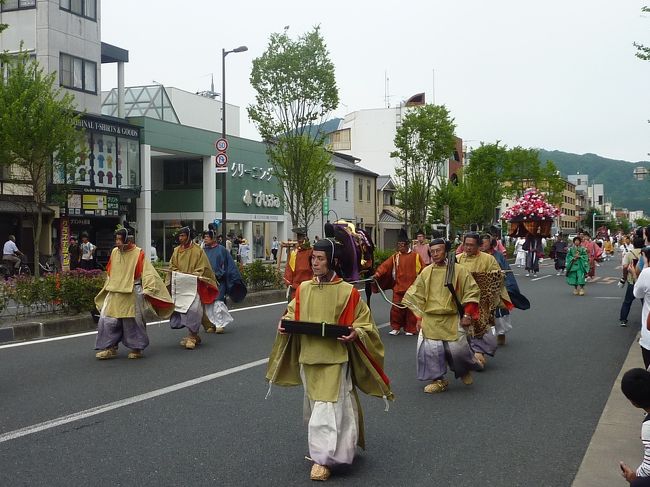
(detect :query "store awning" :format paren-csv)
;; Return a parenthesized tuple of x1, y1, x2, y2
(0, 200, 54, 215)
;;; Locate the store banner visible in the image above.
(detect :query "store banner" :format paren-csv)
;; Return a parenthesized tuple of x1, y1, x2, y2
(60, 217, 70, 271)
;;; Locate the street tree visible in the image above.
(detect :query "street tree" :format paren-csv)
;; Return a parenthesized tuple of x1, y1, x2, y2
(502, 147, 565, 204)
(0, 53, 84, 276)
(391, 104, 456, 233)
(634, 6, 650, 60)
(248, 26, 338, 231)
(457, 142, 509, 228)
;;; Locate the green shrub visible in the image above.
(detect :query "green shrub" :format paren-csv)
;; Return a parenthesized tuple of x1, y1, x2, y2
(373, 248, 394, 268)
(59, 269, 105, 313)
(241, 260, 282, 291)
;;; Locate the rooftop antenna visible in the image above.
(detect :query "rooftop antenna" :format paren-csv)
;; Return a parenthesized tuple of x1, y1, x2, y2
(196, 73, 220, 99)
(384, 71, 390, 108)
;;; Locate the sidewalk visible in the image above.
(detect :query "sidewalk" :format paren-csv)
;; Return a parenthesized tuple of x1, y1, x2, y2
(573, 334, 644, 486)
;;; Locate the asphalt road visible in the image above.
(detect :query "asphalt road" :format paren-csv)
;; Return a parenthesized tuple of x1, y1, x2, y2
(0, 257, 641, 486)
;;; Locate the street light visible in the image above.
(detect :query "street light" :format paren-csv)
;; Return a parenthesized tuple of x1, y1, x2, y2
(220, 45, 248, 242)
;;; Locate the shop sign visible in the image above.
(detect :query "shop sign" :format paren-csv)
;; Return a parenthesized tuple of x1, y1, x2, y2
(75, 116, 140, 138)
(60, 217, 70, 270)
(64, 192, 120, 217)
(242, 189, 281, 208)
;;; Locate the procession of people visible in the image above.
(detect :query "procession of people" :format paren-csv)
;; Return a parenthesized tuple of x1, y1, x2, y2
(87, 217, 646, 482)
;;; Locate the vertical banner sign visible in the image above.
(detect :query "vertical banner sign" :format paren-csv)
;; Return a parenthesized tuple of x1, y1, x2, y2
(60, 217, 70, 271)
(322, 196, 329, 215)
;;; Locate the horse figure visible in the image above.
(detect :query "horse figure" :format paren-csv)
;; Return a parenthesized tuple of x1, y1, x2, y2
(324, 221, 376, 307)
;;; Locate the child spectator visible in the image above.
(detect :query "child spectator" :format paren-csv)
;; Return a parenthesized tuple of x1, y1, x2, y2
(620, 368, 650, 486)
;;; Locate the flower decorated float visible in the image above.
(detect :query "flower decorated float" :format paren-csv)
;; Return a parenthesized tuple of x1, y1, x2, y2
(503, 188, 561, 238)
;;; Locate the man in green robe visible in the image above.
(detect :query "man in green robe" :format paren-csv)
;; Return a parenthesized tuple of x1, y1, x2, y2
(266, 238, 393, 481)
(566, 236, 589, 295)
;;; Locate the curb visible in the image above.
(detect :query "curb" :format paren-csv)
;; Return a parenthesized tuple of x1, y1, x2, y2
(0, 288, 287, 345)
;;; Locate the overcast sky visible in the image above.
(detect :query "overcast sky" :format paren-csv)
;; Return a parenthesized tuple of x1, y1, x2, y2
(101, 0, 650, 172)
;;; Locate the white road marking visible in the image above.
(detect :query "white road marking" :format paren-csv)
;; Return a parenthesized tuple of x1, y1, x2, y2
(0, 358, 269, 444)
(0, 321, 391, 443)
(0, 301, 288, 350)
(531, 275, 551, 282)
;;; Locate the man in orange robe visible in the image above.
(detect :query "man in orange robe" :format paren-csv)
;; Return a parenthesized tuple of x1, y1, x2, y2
(373, 229, 424, 335)
(283, 227, 313, 302)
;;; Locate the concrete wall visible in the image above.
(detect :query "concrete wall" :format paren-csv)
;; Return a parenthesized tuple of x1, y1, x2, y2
(167, 87, 240, 136)
(336, 107, 406, 175)
(0, 0, 102, 114)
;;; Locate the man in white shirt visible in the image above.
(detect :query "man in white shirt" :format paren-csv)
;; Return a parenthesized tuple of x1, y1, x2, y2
(79, 233, 96, 270)
(2, 235, 24, 271)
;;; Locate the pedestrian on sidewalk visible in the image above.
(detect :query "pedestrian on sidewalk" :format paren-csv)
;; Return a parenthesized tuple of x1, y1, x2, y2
(619, 368, 650, 486)
(565, 236, 588, 296)
(619, 236, 644, 327)
(68, 236, 80, 270)
(79, 232, 96, 270)
(271, 236, 279, 263)
(633, 247, 650, 367)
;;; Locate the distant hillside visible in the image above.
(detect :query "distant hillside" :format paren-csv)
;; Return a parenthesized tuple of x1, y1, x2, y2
(538, 150, 650, 214)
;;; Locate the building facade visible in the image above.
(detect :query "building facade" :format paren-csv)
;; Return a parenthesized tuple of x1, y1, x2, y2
(309, 152, 377, 242)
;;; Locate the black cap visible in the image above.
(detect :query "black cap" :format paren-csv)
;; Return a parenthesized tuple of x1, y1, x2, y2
(398, 228, 410, 243)
(313, 238, 337, 266)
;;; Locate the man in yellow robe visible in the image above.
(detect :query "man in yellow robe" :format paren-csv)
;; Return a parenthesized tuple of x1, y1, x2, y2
(95, 229, 173, 360)
(403, 238, 481, 393)
(167, 227, 218, 350)
(267, 238, 393, 481)
(457, 232, 511, 367)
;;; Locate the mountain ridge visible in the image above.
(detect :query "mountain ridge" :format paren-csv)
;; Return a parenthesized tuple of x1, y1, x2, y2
(538, 149, 650, 214)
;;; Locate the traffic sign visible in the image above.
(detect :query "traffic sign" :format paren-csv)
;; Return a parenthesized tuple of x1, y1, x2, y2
(322, 196, 329, 215)
(213, 219, 221, 226)
(216, 153, 229, 167)
(215, 138, 228, 152)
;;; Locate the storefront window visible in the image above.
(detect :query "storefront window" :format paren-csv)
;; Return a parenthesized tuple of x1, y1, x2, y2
(152, 220, 204, 262)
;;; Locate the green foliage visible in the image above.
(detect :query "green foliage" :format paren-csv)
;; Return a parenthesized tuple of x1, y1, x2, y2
(0, 51, 85, 276)
(240, 260, 282, 292)
(373, 248, 394, 268)
(58, 270, 104, 313)
(391, 104, 456, 232)
(635, 218, 650, 228)
(634, 6, 650, 61)
(501, 147, 565, 204)
(456, 142, 509, 227)
(248, 26, 338, 230)
(0, 270, 104, 316)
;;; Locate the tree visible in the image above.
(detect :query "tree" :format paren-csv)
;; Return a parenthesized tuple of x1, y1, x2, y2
(634, 6, 650, 60)
(248, 26, 338, 231)
(391, 104, 456, 233)
(501, 147, 565, 204)
(456, 142, 509, 228)
(0, 53, 84, 276)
